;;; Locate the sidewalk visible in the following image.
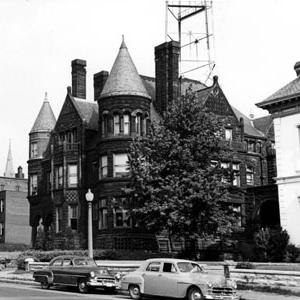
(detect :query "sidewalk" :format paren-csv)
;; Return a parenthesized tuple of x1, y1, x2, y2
(0, 268, 38, 286)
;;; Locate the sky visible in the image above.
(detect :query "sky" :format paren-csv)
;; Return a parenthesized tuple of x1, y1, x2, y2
(1, 0, 300, 177)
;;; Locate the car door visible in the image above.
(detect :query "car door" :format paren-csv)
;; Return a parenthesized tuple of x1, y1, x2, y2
(143, 261, 162, 296)
(49, 258, 63, 284)
(60, 258, 74, 285)
(159, 262, 179, 297)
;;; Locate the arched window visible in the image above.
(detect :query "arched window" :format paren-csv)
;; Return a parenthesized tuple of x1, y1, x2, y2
(123, 114, 130, 135)
(101, 114, 109, 137)
(114, 114, 120, 135)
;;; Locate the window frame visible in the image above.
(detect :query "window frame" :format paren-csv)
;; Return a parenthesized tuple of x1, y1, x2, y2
(246, 165, 254, 185)
(30, 174, 38, 196)
(113, 153, 129, 177)
(55, 166, 63, 189)
(99, 155, 108, 179)
(68, 205, 78, 231)
(67, 164, 78, 187)
(225, 128, 233, 141)
(30, 142, 38, 158)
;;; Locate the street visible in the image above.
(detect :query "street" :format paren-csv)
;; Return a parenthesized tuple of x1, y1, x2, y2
(0, 283, 299, 300)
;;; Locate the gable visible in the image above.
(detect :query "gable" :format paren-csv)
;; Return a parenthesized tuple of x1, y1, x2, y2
(204, 84, 237, 118)
(54, 95, 82, 132)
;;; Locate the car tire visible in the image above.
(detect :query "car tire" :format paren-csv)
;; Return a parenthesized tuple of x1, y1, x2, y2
(78, 279, 89, 293)
(187, 286, 203, 300)
(129, 284, 141, 300)
(40, 280, 50, 290)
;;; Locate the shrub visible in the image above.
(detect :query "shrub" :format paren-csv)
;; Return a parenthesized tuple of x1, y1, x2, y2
(254, 227, 290, 262)
(285, 244, 300, 262)
(268, 228, 289, 262)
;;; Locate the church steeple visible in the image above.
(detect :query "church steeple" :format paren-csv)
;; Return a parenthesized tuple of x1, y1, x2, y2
(100, 36, 150, 100)
(4, 140, 14, 178)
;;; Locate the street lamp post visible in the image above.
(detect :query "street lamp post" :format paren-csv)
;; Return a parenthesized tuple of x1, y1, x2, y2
(85, 188, 94, 259)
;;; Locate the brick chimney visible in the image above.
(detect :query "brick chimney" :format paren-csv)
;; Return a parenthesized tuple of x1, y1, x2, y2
(71, 59, 87, 99)
(15, 166, 24, 179)
(94, 71, 109, 101)
(155, 41, 180, 115)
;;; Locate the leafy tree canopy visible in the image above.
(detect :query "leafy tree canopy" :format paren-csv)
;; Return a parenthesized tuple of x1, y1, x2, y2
(124, 89, 238, 242)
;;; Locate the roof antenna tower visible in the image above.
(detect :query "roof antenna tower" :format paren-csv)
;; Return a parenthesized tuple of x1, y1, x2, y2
(165, 0, 215, 85)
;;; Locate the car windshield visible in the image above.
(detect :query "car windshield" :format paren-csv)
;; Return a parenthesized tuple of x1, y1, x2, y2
(74, 258, 97, 267)
(177, 262, 202, 273)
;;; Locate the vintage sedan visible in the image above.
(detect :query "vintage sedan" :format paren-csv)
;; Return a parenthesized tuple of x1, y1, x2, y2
(120, 258, 240, 300)
(33, 255, 117, 293)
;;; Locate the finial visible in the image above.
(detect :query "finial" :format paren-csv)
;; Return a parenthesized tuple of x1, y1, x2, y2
(120, 35, 127, 49)
(44, 92, 48, 102)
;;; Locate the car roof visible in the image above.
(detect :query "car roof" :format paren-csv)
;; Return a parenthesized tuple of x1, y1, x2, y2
(50, 255, 90, 261)
(144, 258, 194, 264)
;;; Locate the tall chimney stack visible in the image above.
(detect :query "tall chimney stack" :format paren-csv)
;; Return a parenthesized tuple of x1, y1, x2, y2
(71, 59, 87, 99)
(155, 41, 180, 115)
(94, 71, 109, 101)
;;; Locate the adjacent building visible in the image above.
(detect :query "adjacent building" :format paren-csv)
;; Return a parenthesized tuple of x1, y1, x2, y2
(257, 62, 300, 246)
(0, 143, 30, 245)
(28, 39, 278, 251)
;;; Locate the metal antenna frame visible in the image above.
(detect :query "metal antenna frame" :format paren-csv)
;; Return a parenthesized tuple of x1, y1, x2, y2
(165, 0, 215, 84)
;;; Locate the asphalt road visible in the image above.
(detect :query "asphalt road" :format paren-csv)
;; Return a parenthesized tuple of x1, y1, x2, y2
(0, 282, 299, 300)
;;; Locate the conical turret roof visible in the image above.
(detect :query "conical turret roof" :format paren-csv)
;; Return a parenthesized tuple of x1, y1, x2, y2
(100, 37, 151, 100)
(30, 92, 56, 133)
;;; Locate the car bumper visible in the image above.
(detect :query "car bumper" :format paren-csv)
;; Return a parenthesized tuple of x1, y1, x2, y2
(87, 280, 116, 289)
(204, 294, 241, 300)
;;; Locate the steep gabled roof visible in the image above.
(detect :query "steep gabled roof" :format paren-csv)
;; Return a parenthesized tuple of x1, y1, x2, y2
(30, 93, 56, 133)
(231, 106, 265, 138)
(70, 95, 98, 130)
(100, 38, 150, 100)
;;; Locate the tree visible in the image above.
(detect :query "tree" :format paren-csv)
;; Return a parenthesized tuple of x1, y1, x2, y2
(124, 89, 238, 251)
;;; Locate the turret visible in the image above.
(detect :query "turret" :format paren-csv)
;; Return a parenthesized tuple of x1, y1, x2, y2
(29, 92, 56, 160)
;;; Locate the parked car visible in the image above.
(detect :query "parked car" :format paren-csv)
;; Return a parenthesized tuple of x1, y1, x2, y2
(33, 255, 117, 293)
(120, 258, 240, 300)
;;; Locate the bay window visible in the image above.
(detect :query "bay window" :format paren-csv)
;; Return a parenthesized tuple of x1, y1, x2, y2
(99, 155, 108, 179)
(113, 153, 129, 177)
(55, 166, 63, 189)
(30, 174, 38, 195)
(68, 164, 78, 187)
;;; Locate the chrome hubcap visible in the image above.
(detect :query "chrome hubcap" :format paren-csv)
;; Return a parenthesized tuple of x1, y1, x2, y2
(132, 287, 139, 295)
(192, 292, 201, 300)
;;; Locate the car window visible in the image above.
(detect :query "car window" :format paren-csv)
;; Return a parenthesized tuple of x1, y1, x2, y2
(74, 258, 97, 267)
(191, 263, 203, 273)
(62, 259, 72, 266)
(177, 262, 203, 273)
(146, 262, 161, 272)
(51, 259, 63, 266)
(163, 262, 177, 273)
